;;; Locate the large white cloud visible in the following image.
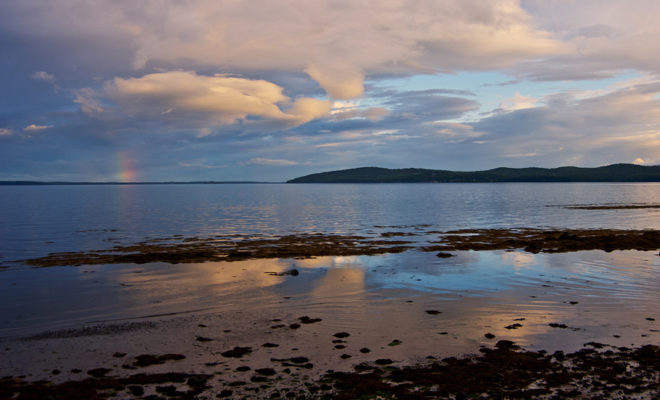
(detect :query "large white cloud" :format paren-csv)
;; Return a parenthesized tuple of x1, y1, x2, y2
(2, 0, 564, 99)
(103, 71, 330, 130)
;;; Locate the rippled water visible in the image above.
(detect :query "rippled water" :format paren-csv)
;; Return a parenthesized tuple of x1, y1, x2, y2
(1, 183, 659, 346)
(1, 182, 659, 261)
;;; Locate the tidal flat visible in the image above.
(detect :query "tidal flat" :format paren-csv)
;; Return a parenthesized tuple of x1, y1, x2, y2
(1, 227, 660, 399)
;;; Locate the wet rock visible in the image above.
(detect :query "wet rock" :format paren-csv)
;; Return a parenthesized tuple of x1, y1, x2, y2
(221, 347, 252, 358)
(267, 269, 300, 277)
(298, 316, 322, 324)
(127, 385, 144, 396)
(494, 340, 519, 350)
(87, 368, 112, 377)
(133, 354, 185, 367)
(255, 368, 277, 376)
(504, 323, 523, 330)
(436, 252, 454, 258)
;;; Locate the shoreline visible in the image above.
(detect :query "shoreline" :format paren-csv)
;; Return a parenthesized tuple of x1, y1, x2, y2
(2, 229, 659, 399)
(2, 312, 658, 399)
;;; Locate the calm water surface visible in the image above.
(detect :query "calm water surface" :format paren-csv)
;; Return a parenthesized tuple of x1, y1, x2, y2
(1, 183, 659, 345)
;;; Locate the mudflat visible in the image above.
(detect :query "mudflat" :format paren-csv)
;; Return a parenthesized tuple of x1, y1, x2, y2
(2, 227, 659, 399)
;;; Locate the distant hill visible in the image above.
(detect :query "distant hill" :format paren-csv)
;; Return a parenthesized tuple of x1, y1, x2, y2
(287, 164, 660, 183)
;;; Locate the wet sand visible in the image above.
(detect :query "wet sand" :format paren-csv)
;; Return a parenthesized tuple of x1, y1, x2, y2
(1, 230, 660, 399)
(2, 305, 658, 399)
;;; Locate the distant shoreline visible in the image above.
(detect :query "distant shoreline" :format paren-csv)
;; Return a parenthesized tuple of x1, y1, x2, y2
(4, 163, 660, 185)
(287, 163, 660, 183)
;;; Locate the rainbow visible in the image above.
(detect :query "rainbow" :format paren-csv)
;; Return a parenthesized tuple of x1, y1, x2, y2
(117, 151, 138, 182)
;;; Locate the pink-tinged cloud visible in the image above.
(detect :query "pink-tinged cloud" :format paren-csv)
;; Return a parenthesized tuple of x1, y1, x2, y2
(247, 157, 299, 166)
(103, 71, 330, 130)
(23, 124, 53, 132)
(30, 71, 56, 84)
(4, 0, 565, 100)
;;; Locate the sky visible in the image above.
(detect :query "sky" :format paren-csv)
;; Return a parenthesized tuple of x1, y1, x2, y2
(1, 0, 660, 182)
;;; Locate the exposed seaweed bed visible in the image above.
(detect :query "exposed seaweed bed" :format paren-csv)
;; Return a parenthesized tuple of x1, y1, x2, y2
(16, 228, 660, 267)
(423, 228, 660, 254)
(560, 204, 660, 210)
(2, 227, 660, 399)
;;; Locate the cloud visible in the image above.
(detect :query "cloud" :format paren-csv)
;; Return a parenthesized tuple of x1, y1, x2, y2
(384, 89, 479, 121)
(471, 79, 660, 166)
(515, 0, 660, 80)
(74, 88, 104, 114)
(23, 124, 53, 132)
(330, 103, 390, 122)
(4, 1, 660, 181)
(433, 122, 484, 141)
(247, 157, 299, 166)
(102, 71, 330, 130)
(305, 64, 364, 100)
(2, 0, 564, 100)
(31, 71, 56, 84)
(500, 92, 537, 111)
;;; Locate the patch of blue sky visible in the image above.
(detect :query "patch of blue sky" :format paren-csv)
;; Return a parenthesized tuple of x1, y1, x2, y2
(368, 69, 646, 123)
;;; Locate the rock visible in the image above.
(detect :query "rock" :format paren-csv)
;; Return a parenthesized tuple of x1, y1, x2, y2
(221, 347, 252, 358)
(436, 252, 454, 258)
